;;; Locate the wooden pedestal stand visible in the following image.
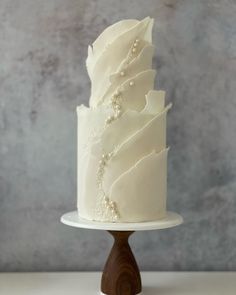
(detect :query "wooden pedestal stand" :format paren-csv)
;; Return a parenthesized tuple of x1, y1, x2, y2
(101, 231, 141, 295)
(61, 211, 183, 295)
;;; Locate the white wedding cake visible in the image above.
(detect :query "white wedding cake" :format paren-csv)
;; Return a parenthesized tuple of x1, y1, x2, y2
(77, 17, 171, 223)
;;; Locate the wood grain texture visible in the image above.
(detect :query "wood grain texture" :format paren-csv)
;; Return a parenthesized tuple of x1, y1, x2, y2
(101, 231, 141, 295)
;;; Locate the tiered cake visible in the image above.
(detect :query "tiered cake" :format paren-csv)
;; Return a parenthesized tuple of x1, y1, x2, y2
(77, 17, 171, 222)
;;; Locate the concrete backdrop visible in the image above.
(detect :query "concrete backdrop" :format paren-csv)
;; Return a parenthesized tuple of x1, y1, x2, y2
(0, 0, 236, 271)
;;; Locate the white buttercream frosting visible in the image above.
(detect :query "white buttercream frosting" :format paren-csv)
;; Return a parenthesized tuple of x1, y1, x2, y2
(77, 17, 171, 222)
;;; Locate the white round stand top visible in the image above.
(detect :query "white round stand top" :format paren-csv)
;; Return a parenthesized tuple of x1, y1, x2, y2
(61, 211, 183, 231)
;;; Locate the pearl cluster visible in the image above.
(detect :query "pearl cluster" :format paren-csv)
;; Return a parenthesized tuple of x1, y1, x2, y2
(95, 37, 141, 221)
(96, 151, 120, 221)
(105, 90, 123, 125)
(132, 38, 139, 53)
(102, 194, 119, 220)
(126, 38, 140, 66)
(105, 38, 140, 127)
(97, 152, 113, 187)
(117, 38, 140, 79)
(95, 192, 119, 222)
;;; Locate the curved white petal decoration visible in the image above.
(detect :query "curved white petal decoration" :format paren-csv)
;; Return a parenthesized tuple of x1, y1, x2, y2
(102, 44, 155, 104)
(103, 105, 171, 193)
(86, 19, 139, 77)
(110, 44, 155, 85)
(116, 69, 156, 111)
(89, 17, 154, 107)
(142, 90, 166, 114)
(109, 149, 168, 222)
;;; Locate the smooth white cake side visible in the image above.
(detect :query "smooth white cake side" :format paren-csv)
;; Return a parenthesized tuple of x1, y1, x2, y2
(77, 17, 171, 222)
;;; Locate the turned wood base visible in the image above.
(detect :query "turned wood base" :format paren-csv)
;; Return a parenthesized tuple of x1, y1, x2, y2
(101, 231, 142, 295)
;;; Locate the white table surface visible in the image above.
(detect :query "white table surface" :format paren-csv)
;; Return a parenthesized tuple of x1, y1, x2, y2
(0, 272, 235, 295)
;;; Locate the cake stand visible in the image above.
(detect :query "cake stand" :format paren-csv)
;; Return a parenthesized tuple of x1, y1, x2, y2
(61, 211, 183, 295)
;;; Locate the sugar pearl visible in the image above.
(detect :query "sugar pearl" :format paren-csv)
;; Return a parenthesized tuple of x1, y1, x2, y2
(120, 71, 125, 77)
(133, 42, 138, 48)
(99, 159, 105, 165)
(129, 81, 134, 87)
(135, 38, 139, 43)
(115, 110, 121, 118)
(106, 116, 113, 124)
(115, 90, 121, 96)
(132, 48, 137, 53)
(115, 104, 121, 110)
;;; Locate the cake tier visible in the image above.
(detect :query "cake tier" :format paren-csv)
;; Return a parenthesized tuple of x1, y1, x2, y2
(77, 17, 170, 222)
(77, 90, 170, 222)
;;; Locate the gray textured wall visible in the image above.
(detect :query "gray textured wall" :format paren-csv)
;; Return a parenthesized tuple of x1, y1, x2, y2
(0, 0, 236, 272)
